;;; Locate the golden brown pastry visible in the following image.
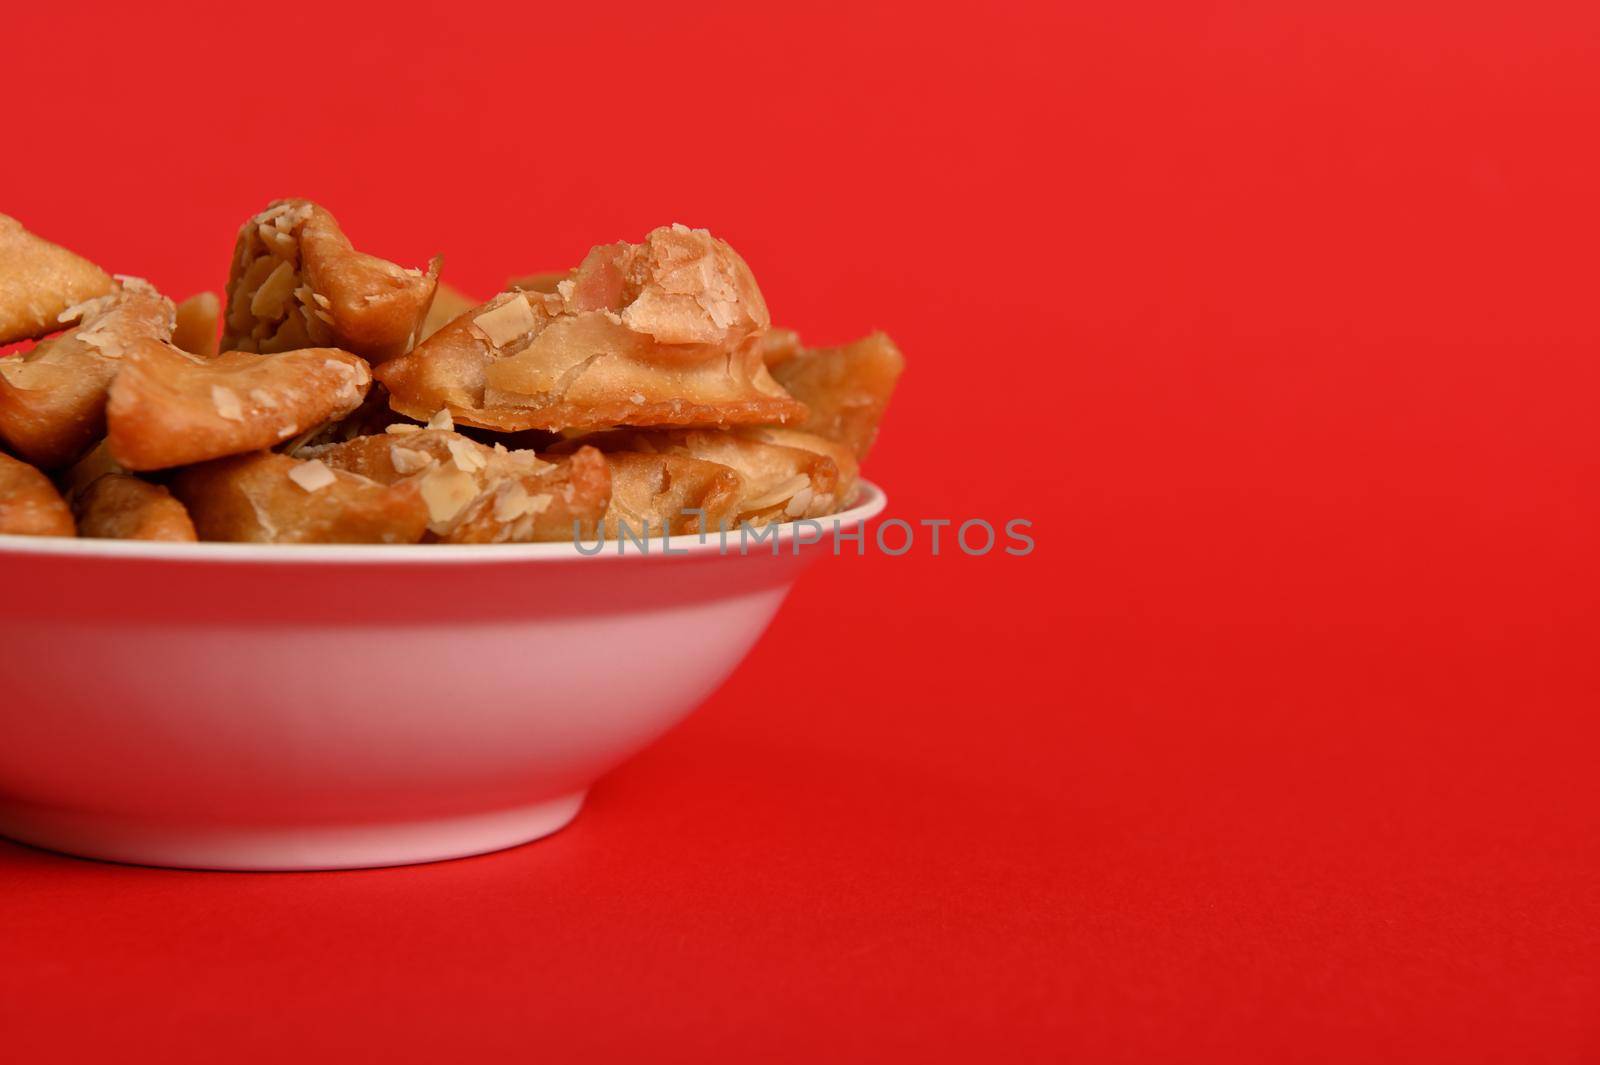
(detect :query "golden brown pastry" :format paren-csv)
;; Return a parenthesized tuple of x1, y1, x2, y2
(0, 451, 75, 536)
(58, 438, 123, 502)
(282, 387, 410, 450)
(601, 451, 745, 538)
(573, 428, 847, 525)
(752, 327, 803, 367)
(171, 451, 429, 544)
(73, 473, 197, 541)
(736, 426, 861, 510)
(221, 200, 440, 365)
(766, 331, 903, 461)
(105, 341, 372, 471)
(376, 224, 804, 433)
(172, 292, 221, 356)
(305, 426, 610, 543)
(420, 280, 479, 340)
(0, 279, 176, 468)
(0, 214, 116, 346)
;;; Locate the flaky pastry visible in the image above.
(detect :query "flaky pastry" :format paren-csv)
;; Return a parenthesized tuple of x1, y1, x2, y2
(306, 428, 610, 543)
(572, 428, 848, 526)
(600, 451, 745, 537)
(0, 278, 176, 468)
(172, 451, 429, 543)
(0, 214, 116, 346)
(376, 225, 804, 432)
(0, 451, 74, 536)
(222, 200, 439, 365)
(173, 292, 221, 356)
(765, 331, 903, 461)
(73, 473, 196, 541)
(420, 280, 479, 341)
(106, 341, 372, 471)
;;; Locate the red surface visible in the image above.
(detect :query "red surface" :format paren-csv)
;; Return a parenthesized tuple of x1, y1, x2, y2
(3, 2, 1598, 1061)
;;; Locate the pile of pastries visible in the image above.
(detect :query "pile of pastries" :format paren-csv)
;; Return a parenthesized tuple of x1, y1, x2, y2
(0, 203, 901, 543)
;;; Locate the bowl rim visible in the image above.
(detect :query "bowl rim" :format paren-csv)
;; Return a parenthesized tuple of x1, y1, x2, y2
(0, 480, 887, 565)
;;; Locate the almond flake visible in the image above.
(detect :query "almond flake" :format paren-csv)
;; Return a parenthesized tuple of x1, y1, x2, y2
(492, 482, 533, 522)
(427, 409, 454, 431)
(471, 295, 535, 347)
(385, 423, 422, 434)
(446, 437, 486, 473)
(250, 260, 297, 318)
(211, 385, 244, 421)
(254, 202, 295, 225)
(419, 468, 480, 527)
(389, 444, 436, 475)
(287, 459, 337, 492)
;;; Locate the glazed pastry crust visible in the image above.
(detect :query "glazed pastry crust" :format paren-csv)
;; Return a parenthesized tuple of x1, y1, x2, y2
(574, 428, 847, 525)
(106, 341, 372, 471)
(222, 200, 439, 365)
(172, 292, 221, 356)
(419, 280, 479, 341)
(377, 225, 804, 433)
(0, 214, 116, 346)
(0, 279, 176, 468)
(0, 451, 75, 536)
(171, 451, 429, 543)
(73, 473, 196, 541)
(737, 426, 861, 511)
(766, 331, 904, 461)
(601, 451, 745, 538)
(306, 428, 610, 543)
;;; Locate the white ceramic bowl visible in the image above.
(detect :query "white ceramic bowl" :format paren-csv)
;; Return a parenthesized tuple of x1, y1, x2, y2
(0, 482, 884, 871)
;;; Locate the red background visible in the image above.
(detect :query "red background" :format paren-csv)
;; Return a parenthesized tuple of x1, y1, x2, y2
(3, 2, 1598, 1061)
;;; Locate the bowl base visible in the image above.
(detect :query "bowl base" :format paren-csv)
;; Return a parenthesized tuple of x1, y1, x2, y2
(0, 792, 587, 872)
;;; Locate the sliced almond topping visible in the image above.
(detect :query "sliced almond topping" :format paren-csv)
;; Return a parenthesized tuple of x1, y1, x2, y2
(255, 202, 295, 225)
(385, 423, 422, 435)
(471, 294, 536, 347)
(419, 467, 480, 527)
(258, 224, 296, 258)
(250, 260, 298, 318)
(492, 482, 533, 522)
(287, 459, 337, 492)
(427, 408, 454, 431)
(390, 444, 437, 475)
(445, 437, 486, 473)
(211, 385, 244, 421)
